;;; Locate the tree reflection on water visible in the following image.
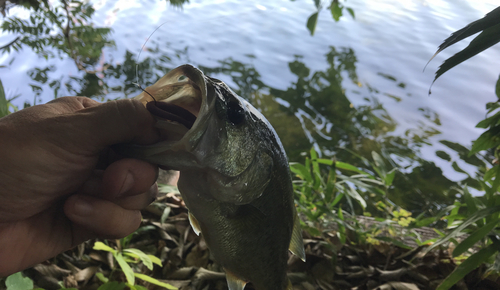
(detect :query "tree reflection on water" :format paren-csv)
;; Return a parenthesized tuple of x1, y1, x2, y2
(0, 0, 491, 218)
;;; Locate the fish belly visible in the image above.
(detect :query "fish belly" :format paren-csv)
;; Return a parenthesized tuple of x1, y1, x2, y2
(178, 169, 294, 290)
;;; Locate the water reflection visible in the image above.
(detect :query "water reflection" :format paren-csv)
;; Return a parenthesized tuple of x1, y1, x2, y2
(21, 42, 471, 215)
(1, 0, 492, 217)
(197, 48, 470, 215)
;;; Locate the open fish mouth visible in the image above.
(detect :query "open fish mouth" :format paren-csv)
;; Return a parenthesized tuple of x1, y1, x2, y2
(134, 65, 209, 143)
(146, 101, 197, 129)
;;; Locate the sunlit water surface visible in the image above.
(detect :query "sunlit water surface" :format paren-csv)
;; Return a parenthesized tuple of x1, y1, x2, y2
(1, 0, 499, 188)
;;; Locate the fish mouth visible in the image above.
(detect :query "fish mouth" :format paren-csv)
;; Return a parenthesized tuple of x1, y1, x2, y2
(146, 101, 197, 129)
(136, 65, 209, 144)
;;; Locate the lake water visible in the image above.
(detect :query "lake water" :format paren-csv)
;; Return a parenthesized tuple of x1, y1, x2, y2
(1, 0, 499, 204)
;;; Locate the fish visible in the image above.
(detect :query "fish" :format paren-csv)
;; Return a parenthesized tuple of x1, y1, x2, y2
(117, 64, 305, 290)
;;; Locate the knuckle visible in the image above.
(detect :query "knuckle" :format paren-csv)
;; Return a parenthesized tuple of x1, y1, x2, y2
(115, 99, 143, 138)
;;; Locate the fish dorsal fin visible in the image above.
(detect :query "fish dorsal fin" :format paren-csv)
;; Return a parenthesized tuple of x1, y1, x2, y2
(289, 210, 306, 262)
(188, 211, 202, 236)
(225, 270, 247, 290)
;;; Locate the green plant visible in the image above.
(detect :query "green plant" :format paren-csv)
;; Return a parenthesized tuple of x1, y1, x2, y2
(416, 122, 500, 289)
(4, 272, 34, 290)
(306, 0, 355, 36)
(93, 240, 176, 290)
(423, 88, 500, 290)
(2, 271, 77, 290)
(1, 0, 114, 73)
(0, 79, 18, 117)
(427, 6, 500, 88)
(0, 79, 8, 118)
(421, 7, 500, 287)
(290, 148, 365, 221)
(290, 148, 407, 241)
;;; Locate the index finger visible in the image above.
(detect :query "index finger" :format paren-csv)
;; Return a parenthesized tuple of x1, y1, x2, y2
(53, 98, 160, 155)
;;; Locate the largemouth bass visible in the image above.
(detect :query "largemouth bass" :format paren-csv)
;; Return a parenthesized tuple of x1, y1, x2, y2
(117, 65, 305, 290)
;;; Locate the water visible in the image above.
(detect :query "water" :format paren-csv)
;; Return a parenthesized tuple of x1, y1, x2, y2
(1, 0, 499, 210)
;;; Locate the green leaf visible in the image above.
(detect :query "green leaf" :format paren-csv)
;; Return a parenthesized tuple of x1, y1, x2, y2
(0, 79, 8, 118)
(95, 272, 109, 283)
(315, 158, 334, 165)
(414, 216, 437, 227)
(93, 241, 117, 254)
(437, 243, 499, 290)
(371, 151, 386, 174)
(330, 2, 343, 22)
(134, 273, 177, 289)
(97, 281, 127, 290)
(469, 126, 500, 155)
(484, 165, 499, 182)
(114, 252, 135, 285)
(310, 147, 318, 160)
(427, 6, 500, 74)
(433, 23, 500, 84)
(496, 73, 500, 99)
(337, 206, 346, 244)
(325, 162, 337, 201)
(306, 12, 319, 36)
(434, 7, 500, 54)
(160, 206, 171, 224)
(290, 162, 313, 182)
(462, 187, 479, 217)
(346, 7, 355, 19)
(329, 192, 344, 208)
(157, 184, 179, 194)
(418, 238, 439, 246)
(148, 255, 162, 266)
(313, 0, 321, 9)
(303, 224, 322, 236)
(453, 215, 499, 257)
(5, 272, 34, 290)
(492, 164, 500, 193)
(335, 161, 370, 176)
(384, 169, 396, 186)
(486, 102, 500, 112)
(123, 248, 154, 270)
(310, 149, 321, 189)
(476, 110, 500, 129)
(345, 186, 367, 209)
(422, 205, 500, 255)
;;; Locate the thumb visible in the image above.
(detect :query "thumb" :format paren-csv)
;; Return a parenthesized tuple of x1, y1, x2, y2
(68, 99, 160, 153)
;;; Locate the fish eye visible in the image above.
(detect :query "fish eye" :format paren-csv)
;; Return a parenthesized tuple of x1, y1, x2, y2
(226, 101, 245, 125)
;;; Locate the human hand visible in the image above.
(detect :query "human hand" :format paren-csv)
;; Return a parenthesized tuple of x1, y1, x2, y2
(0, 97, 160, 277)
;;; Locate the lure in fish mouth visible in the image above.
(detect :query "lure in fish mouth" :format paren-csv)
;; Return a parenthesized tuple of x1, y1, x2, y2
(117, 64, 305, 290)
(145, 101, 196, 129)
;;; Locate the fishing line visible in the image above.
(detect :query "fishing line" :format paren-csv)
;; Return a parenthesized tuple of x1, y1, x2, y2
(139, 87, 158, 104)
(132, 4, 271, 96)
(133, 20, 171, 100)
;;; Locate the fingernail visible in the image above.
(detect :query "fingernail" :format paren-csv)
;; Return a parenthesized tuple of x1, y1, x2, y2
(74, 197, 93, 216)
(119, 172, 134, 195)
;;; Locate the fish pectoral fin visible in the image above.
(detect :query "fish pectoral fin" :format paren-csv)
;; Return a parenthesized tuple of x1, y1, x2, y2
(289, 210, 306, 262)
(225, 270, 247, 290)
(286, 279, 293, 290)
(188, 211, 202, 236)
